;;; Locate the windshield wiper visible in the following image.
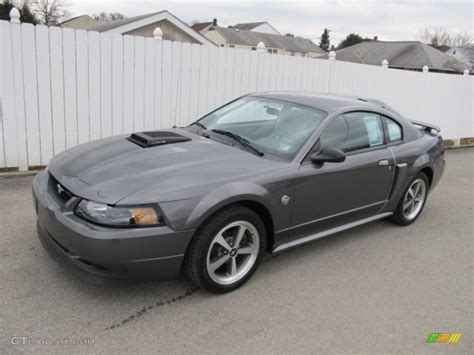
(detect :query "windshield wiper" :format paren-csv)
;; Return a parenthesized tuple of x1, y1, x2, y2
(211, 129, 264, 156)
(189, 122, 209, 137)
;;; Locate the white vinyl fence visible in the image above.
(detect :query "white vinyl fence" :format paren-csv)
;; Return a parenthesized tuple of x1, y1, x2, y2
(0, 20, 473, 170)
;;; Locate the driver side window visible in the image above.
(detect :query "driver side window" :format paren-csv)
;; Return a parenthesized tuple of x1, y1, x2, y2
(319, 112, 385, 153)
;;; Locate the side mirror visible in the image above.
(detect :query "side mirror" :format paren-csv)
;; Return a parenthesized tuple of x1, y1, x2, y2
(310, 147, 346, 163)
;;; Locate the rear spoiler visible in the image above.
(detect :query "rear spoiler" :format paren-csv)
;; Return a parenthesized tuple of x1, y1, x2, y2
(410, 119, 441, 134)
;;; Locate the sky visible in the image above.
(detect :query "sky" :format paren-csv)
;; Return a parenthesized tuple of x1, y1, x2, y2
(70, 0, 474, 45)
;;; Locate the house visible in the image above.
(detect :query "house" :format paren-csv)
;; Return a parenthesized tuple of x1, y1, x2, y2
(57, 15, 98, 30)
(191, 20, 215, 34)
(58, 11, 214, 46)
(192, 19, 281, 36)
(333, 41, 470, 74)
(231, 22, 281, 35)
(192, 19, 323, 57)
(194, 22, 324, 58)
(446, 47, 474, 74)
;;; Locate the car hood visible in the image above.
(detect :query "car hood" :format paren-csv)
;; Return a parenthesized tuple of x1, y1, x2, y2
(48, 129, 282, 205)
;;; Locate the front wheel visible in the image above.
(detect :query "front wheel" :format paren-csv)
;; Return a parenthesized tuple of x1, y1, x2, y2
(184, 205, 266, 293)
(391, 172, 429, 226)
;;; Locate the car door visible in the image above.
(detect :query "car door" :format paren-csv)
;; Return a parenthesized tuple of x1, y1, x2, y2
(289, 111, 395, 240)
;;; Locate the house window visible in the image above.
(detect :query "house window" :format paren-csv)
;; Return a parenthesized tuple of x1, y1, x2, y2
(220, 44, 224, 47)
(267, 48, 277, 54)
(251, 47, 256, 50)
(229, 44, 235, 48)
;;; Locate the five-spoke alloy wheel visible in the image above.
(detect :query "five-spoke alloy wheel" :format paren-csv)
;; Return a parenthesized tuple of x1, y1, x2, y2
(391, 172, 429, 226)
(206, 221, 260, 285)
(402, 178, 427, 221)
(184, 205, 266, 293)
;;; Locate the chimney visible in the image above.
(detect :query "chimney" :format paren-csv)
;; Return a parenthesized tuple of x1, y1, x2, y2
(213, 18, 217, 26)
(374, 36, 378, 41)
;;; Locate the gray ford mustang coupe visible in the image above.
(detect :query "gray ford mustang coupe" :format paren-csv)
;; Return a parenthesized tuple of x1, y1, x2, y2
(33, 92, 445, 293)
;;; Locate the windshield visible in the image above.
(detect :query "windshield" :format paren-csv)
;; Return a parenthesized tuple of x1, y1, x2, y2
(196, 96, 327, 159)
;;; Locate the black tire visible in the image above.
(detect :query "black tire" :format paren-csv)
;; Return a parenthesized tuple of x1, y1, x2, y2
(183, 205, 266, 293)
(390, 172, 429, 226)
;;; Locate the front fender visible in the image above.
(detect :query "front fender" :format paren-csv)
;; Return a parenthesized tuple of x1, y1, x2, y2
(185, 182, 272, 230)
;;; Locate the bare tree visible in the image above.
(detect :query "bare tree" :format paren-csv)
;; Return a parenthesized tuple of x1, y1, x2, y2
(32, 0, 70, 25)
(417, 26, 473, 49)
(450, 32, 473, 48)
(417, 26, 451, 48)
(93, 12, 125, 22)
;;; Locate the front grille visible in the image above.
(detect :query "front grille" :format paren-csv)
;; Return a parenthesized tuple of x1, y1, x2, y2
(48, 173, 74, 204)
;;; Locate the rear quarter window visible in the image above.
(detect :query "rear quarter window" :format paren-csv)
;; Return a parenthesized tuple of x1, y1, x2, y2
(383, 117, 403, 142)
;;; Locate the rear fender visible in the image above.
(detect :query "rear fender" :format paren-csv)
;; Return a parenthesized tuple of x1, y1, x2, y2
(383, 151, 432, 212)
(400, 154, 433, 193)
(412, 153, 432, 173)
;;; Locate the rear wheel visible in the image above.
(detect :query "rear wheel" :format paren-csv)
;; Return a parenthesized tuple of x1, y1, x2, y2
(391, 172, 429, 225)
(184, 205, 266, 293)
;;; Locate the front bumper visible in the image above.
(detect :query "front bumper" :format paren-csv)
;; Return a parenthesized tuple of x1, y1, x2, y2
(33, 171, 195, 284)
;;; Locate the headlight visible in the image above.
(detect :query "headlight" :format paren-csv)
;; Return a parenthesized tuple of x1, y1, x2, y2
(75, 200, 163, 227)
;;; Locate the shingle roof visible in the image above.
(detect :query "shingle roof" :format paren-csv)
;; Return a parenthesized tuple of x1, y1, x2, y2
(211, 26, 324, 54)
(89, 12, 163, 32)
(334, 41, 470, 73)
(232, 22, 265, 31)
(58, 15, 96, 26)
(446, 47, 474, 72)
(191, 22, 212, 32)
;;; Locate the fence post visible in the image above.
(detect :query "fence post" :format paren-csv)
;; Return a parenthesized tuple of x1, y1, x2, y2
(256, 41, 265, 53)
(327, 51, 337, 93)
(464, 69, 470, 76)
(422, 65, 429, 73)
(381, 59, 388, 68)
(8, 7, 29, 171)
(153, 27, 163, 40)
(9, 7, 21, 24)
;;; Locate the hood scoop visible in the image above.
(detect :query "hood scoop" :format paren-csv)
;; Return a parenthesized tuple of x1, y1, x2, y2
(128, 131, 191, 148)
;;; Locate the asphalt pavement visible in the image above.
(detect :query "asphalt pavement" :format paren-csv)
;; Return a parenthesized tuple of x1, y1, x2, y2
(0, 148, 472, 354)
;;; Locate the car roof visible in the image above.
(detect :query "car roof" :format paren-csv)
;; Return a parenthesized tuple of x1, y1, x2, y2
(249, 91, 400, 115)
(249, 91, 422, 143)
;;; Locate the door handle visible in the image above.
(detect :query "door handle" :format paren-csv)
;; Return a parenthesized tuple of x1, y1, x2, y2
(378, 159, 390, 167)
